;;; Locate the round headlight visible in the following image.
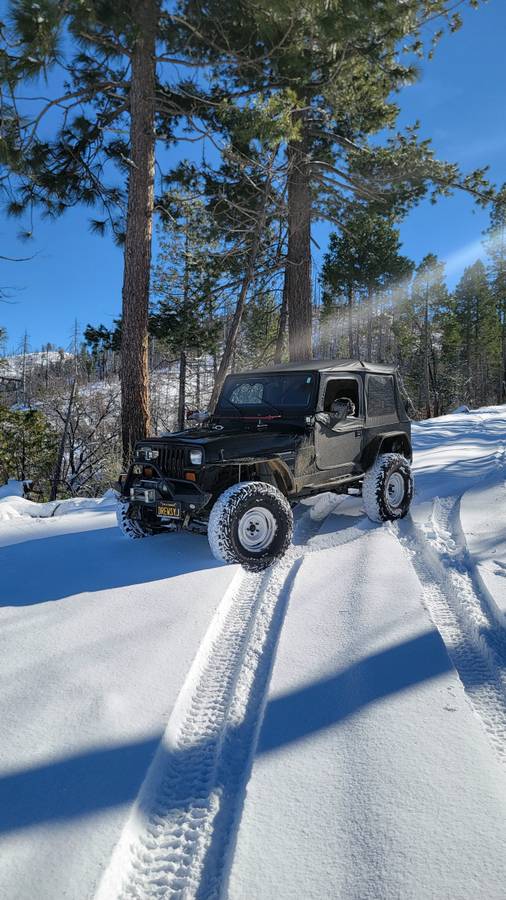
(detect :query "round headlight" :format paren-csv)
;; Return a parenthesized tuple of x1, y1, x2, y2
(190, 448, 203, 466)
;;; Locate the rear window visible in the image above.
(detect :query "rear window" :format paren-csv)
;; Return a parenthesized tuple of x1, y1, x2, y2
(367, 375, 397, 421)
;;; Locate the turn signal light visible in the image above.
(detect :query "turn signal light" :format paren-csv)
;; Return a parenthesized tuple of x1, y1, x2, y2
(184, 471, 197, 482)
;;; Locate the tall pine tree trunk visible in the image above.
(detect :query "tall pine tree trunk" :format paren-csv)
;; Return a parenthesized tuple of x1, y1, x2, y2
(501, 297, 506, 402)
(366, 289, 373, 360)
(286, 123, 312, 361)
(274, 272, 288, 363)
(120, 0, 158, 463)
(178, 350, 187, 431)
(50, 379, 76, 501)
(347, 284, 354, 357)
(424, 285, 431, 418)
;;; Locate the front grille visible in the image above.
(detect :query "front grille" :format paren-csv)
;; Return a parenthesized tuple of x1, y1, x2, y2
(158, 445, 186, 479)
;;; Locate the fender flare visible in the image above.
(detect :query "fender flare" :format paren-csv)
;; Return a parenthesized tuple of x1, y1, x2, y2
(362, 432, 412, 470)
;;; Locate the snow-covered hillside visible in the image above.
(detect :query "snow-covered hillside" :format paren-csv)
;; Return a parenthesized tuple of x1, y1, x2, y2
(1, 406, 506, 899)
(0, 349, 72, 379)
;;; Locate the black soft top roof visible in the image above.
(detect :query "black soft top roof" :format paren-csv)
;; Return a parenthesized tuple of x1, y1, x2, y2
(234, 359, 397, 376)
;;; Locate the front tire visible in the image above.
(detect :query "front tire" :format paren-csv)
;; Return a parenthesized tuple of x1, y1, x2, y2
(116, 499, 156, 539)
(208, 481, 293, 571)
(362, 453, 413, 523)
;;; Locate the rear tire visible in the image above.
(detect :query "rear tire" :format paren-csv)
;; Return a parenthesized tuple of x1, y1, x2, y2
(208, 481, 293, 571)
(116, 499, 156, 539)
(362, 453, 413, 523)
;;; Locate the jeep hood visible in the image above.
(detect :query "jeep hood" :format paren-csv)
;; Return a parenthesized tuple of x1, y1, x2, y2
(138, 427, 303, 463)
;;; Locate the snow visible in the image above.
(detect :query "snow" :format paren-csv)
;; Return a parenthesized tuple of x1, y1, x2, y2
(410, 404, 506, 502)
(229, 529, 506, 900)
(2, 404, 506, 899)
(1, 349, 71, 379)
(460, 479, 506, 624)
(0, 487, 117, 521)
(0, 509, 237, 900)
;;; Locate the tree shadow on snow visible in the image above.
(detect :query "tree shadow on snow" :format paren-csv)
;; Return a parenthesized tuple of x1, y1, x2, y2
(256, 629, 456, 756)
(0, 735, 162, 834)
(0, 526, 223, 607)
(0, 629, 459, 836)
(1, 622, 501, 900)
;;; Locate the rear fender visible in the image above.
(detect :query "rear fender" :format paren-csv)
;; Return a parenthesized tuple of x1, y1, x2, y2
(362, 432, 412, 469)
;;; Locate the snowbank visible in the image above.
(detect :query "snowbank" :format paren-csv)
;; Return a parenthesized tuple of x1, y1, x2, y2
(411, 404, 506, 500)
(0, 488, 117, 521)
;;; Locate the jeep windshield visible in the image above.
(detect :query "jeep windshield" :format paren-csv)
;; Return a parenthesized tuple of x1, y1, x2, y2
(215, 371, 317, 418)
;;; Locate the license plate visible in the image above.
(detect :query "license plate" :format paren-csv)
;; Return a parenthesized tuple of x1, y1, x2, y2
(156, 503, 181, 519)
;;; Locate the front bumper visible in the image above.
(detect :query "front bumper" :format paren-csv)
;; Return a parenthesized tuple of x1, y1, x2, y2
(124, 478, 212, 516)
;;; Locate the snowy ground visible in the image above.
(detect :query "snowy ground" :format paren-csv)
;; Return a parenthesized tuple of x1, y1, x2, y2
(2, 406, 506, 899)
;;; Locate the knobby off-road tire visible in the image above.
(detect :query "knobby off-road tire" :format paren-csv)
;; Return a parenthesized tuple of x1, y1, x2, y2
(208, 481, 293, 571)
(116, 498, 156, 539)
(362, 452, 413, 523)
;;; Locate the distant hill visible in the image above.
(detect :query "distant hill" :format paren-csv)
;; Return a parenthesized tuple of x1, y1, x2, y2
(0, 350, 71, 378)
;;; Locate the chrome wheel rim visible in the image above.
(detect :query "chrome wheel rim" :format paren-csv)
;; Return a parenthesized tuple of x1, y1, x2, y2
(237, 507, 277, 552)
(386, 471, 405, 509)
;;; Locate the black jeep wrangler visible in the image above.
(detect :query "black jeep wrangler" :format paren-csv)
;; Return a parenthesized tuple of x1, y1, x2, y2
(117, 360, 413, 570)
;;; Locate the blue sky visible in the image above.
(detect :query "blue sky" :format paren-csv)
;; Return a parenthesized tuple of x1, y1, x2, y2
(1, 1, 505, 352)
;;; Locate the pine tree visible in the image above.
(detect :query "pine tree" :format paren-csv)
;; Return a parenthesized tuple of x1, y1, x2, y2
(410, 254, 449, 417)
(151, 201, 222, 429)
(1, 0, 186, 460)
(177, 0, 491, 360)
(453, 260, 501, 406)
(321, 210, 413, 360)
(484, 184, 506, 401)
(0, 405, 57, 494)
(237, 293, 279, 370)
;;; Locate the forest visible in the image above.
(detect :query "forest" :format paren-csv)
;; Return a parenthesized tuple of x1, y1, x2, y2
(0, 0, 504, 499)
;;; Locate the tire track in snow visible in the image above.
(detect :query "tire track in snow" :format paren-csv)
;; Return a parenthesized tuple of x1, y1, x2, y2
(96, 505, 369, 900)
(396, 496, 506, 767)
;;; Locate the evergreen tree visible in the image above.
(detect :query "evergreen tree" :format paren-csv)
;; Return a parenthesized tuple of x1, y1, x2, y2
(237, 293, 279, 370)
(0, 0, 191, 460)
(410, 254, 449, 417)
(83, 321, 121, 379)
(321, 210, 413, 359)
(453, 260, 501, 406)
(0, 405, 57, 494)
(151, 203, 222, 429)
(484, 184, 506, 401)
(177, 0, 491, 360)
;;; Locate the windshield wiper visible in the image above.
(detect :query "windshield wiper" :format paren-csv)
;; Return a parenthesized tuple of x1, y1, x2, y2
(218, 395, 282, 418)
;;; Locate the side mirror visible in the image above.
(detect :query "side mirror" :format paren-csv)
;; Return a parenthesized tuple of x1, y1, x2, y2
(187, 410, 211, 424)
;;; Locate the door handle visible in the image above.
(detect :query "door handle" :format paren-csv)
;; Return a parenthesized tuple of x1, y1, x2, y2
(354, 430, 361, 436)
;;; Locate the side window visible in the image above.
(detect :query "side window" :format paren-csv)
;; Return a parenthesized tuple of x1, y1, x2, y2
(367, 375, 397, 421)
(323, 378, 360, 417)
